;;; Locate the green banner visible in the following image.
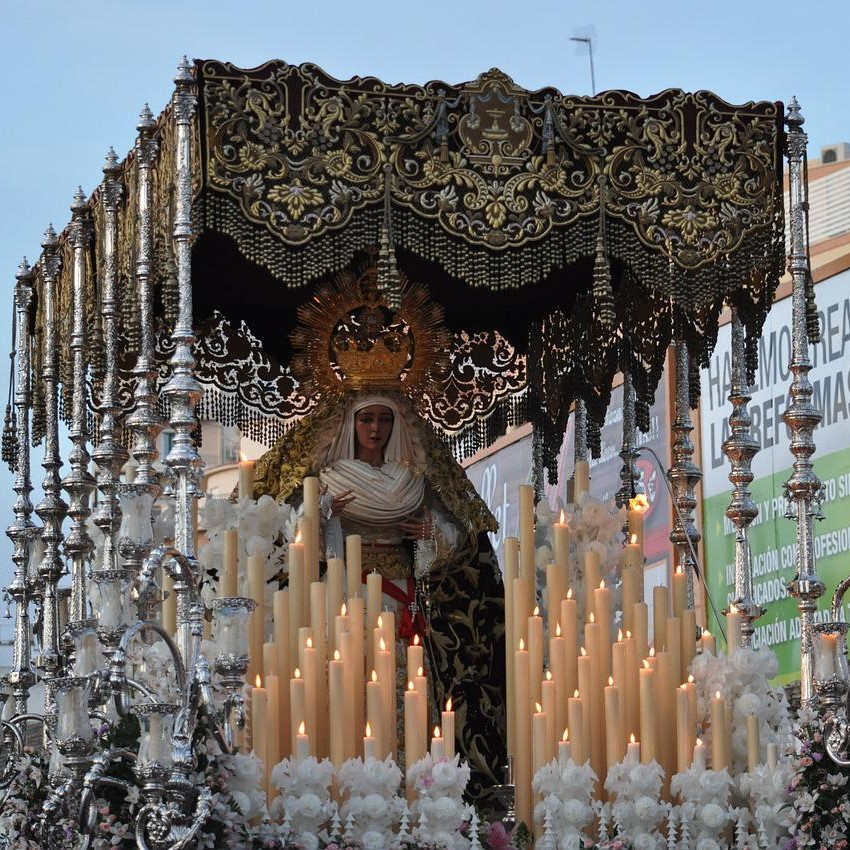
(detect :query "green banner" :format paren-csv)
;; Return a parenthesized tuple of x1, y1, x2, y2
(703, 444, 850, 682)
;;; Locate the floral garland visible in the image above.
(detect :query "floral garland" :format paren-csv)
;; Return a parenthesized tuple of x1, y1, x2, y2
(787, 708, 850, 850)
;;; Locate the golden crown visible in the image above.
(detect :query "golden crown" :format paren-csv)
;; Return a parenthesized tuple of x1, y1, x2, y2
(290, 261, 450, 403)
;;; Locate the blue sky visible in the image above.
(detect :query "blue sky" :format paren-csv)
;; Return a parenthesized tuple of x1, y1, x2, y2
(0, 0, 848, 585)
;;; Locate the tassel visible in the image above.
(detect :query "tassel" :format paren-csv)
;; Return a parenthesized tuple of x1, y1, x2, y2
(593, 175, 615, 328)
(2, 406, 16, 472)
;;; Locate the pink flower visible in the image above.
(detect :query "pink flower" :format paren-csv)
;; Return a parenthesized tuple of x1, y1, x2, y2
(487, 821, 511, 850)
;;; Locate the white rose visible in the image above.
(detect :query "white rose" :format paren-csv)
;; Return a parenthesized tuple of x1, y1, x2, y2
(432, 830, 457, 850)
(736, 692, 762, 717)
(633, 795, 661, 822)
(362, 793, 388, 820)
(699, 802, 728, 829)
(633, 834, 661, 850)
(433, 796, 460, 821)
(561, 798, 591, 827)
(431, 759, 460, 790)
(363, 756, 401, 792)
(695, 839, 722, 850)
(297, 831, 320, 850)
(697, 769, 731, 800)
(361, 830, 386, 850)
(296, 793, 323, 819)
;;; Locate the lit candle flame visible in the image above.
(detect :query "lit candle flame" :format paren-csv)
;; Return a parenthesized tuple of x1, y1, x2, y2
(417, 666, 424, 677)
(567, 587, 574, 600)
(630, 733, 636, 744)
(334, 650, 340, 661)
(629, 493, 649, 511)
(702, 628, 710, 637)
(238, 450, 248, 463)
(696, 737, 703, 747)
(617, 628, 624, 641)
(589, 612, 595, 624)
(562, 728, 569, 742)
(642, 660, 650, 669)
(574, 689, 580, 698)
(649, 647, 656, 657)
(295, 530, 302, 544)
(599, 579, 605, 590)
(676, 565, 684, 575)
(365, 722, 372, 737)
(294, 667, 301, 678)
(371, 670, 378, 683)
(556, 622, 562, 637)
(377, 615, 383, 628)
(546, 669, 552, 681)
(608, 676, 614, 686)
(341, 602, 347, 616)
(535, 702, 542, 713)
(379, 637, 387, 651)
(255, 674, 262, 688)
(298, 720, 306, 735)
(533, 606, 540, 617)
(630, 533, 638, 545)
(434, 726, 441, 738)
(559, 509, 566, 524)
(715, 690, 722, 699)
(408, 681, 414, 691)
(306, 636, 313, 649)
(445, 697, 452, 712)
(626, 630, 632, 638)
(688, 674, 694, 684)
(580, 646, 587, 656)
(413, 634, 420, 646)
(519, 638, 525, 651)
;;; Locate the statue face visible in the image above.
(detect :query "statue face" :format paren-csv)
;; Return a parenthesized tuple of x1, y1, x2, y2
(354, 404, 394, 454)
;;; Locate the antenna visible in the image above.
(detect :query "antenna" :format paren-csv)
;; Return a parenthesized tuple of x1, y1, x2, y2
(570, 34, 596, 95)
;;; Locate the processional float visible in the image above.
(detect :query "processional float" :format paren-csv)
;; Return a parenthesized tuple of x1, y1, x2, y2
(0, 56, 845, 848)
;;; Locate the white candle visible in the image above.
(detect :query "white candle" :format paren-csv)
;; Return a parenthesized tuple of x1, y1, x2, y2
(238, 456, 255, 501)
(693, 737, 707, 770)
(626, 733, 640, 764)
(363, 722, 378, 761)
(441, 697, 456, 759)
(296, 720, 310, 761)
(558, 728, 572, 764)
(430, 725, 445, 760)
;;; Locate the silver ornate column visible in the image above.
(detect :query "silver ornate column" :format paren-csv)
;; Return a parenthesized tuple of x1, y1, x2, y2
(124, 105, 164, 494)
(162, 58, 204, 663)
(616, 369, 640, 510)
(91, 149, 128, 570)
(121, 106, 164, 579)
(62, 188, 96, 624)
(667, 340, 701, 608)
(34, 226, 68, 679)
(722, 311, 764, 646)
(5, 259, 40, 714)
(782, 98, 824, 707)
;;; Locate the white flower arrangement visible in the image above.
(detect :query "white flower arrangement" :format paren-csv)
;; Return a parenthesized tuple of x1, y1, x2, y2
(408, 754, 473, 850)
(738, 759, 795, 847)
(671, 762, 735, 848)
(270, 755, 336, 842)
(689, 646, 792, 778)
(199, 492, 295, 637)
(604, 758, 665, 849)
(532, 757, 598, 848)
(222, 751, 269, 821)
(337, 755, 406, 841)
(534, 494, 625, 629)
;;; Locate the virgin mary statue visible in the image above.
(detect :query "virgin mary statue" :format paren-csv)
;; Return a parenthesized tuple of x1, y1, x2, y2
(252, 265, 507, 803)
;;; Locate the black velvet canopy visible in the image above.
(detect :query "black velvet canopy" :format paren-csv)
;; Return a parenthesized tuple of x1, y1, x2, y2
(28, 59, 790, 474)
